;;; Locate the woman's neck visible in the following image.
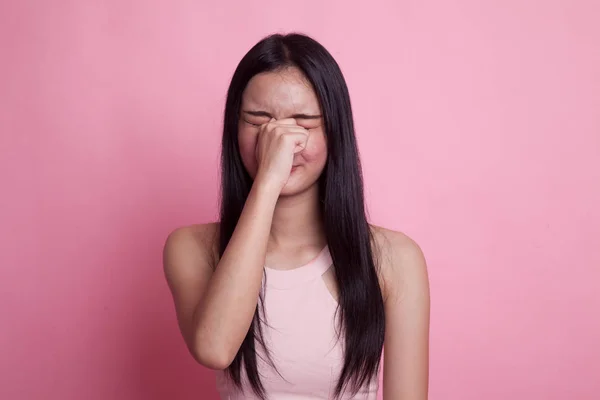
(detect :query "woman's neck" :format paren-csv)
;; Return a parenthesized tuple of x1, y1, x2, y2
(268, 184, 326, 250)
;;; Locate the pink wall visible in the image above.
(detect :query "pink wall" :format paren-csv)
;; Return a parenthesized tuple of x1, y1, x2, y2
(1, 1, 599, 399)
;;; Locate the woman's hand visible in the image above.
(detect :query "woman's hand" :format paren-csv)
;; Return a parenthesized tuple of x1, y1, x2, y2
(254, 118, 309, 192)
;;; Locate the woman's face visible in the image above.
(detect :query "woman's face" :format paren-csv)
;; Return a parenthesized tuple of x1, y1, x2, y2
(237, 67, 328, 196)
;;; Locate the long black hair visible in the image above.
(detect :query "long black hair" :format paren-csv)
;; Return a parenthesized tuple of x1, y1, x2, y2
(218, 32, 385, 399)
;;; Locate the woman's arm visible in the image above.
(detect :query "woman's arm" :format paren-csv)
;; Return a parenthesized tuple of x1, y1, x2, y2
(162, 177, 280, 370)
(381, 231, 431, 399)
(163, 119, 310, 371)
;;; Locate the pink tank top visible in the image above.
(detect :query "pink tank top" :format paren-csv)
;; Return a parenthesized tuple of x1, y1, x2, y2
(215, 245, 379, 399)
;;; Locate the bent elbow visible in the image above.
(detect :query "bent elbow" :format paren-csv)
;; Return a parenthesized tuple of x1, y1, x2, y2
(191, 342, 234, 370)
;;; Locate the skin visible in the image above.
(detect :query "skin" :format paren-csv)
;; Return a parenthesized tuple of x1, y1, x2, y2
(163, 66, 430, 399)
(238, 66, 328, 198)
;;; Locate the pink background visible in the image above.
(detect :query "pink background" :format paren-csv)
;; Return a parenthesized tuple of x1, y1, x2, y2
(1, 1, 599, 399)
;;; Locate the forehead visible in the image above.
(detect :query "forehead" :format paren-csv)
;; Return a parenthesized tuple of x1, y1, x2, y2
(241, 67, 321, 114)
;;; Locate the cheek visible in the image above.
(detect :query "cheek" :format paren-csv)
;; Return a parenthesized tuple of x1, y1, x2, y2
(303, 131, 328, 163)
(237, 129, 259, 174)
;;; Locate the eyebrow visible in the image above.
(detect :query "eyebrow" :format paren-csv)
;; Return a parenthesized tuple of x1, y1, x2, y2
(243, 110, 322, 120)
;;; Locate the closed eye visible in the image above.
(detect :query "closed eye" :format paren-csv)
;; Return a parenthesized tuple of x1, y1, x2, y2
(243, 119, 321, 130)
(298, 123, 322, 130)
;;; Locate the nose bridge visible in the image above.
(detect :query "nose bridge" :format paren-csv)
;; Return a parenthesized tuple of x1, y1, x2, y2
(270, 104, 297, 121)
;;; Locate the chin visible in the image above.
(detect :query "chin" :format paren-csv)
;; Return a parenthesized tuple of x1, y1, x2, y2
(278, 186, 301, 197)
(279, 179, 320, 197)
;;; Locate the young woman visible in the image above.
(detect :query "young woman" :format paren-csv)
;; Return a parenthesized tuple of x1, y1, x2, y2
(163, 33, 430, 400)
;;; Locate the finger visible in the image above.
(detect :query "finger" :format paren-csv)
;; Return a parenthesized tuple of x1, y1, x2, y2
(261, 117, 276, 127)
(270, 127, 309, 139)
(259, 118, 275, 131)
(272, 118, 297, 126)
(289, 133, 310, 153)
(293, 144, 307, 154)
(281, 126, 309, 135)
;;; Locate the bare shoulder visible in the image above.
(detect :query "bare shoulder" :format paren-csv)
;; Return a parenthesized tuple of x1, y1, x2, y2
(369, 224, 430, 302)
(162, 223, 221, 355)
(369, 225, 430, 397)
(162, 222, 220, 280)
